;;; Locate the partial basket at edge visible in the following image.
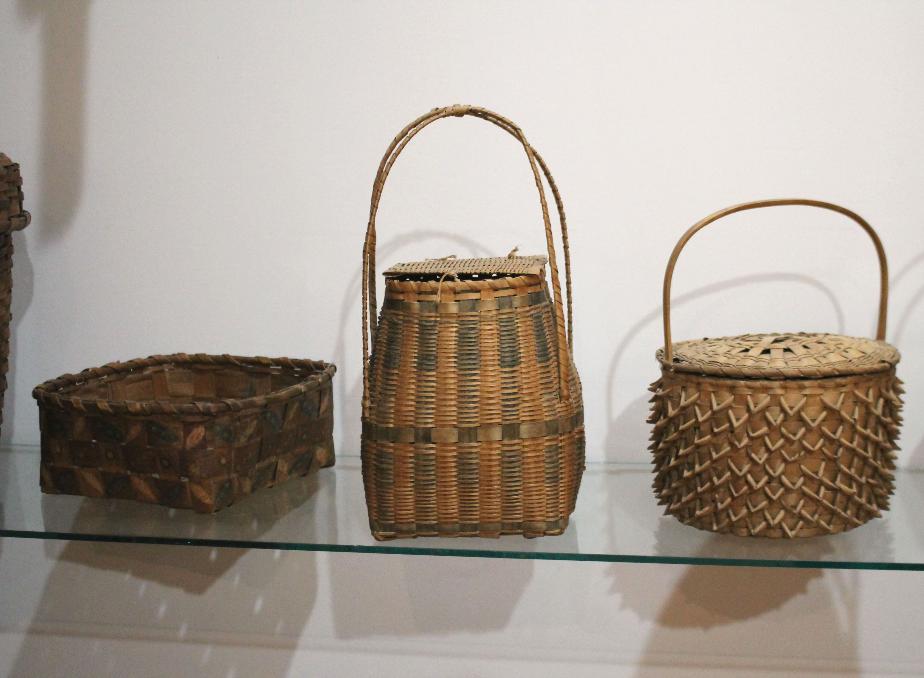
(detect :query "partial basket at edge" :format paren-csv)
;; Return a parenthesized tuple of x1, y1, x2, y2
(34, 354, 336, 513)
(0, 153, 31, 436)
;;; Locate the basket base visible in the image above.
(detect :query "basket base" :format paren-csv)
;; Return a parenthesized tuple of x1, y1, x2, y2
(369, 516, 571, 541)
(648, 369, 902, 540)
(40, 440, 335, 513)
(663, 510, 880, 539)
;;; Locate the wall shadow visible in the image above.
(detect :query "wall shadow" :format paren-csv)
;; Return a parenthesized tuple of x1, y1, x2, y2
(331, 552, 535, 639)
(327, 462, 582, 641)
(627, 565, 861, 677)
(37, 465, 328, 592)
(891, 249, 924, 346)
(3, 0, 91, 442)
(609, 516, 875, 675)
(891, 249, 924, 469)
(9, 457, 332, 676)
(7, 542, 319, 678)
(17, 0, 91, 243)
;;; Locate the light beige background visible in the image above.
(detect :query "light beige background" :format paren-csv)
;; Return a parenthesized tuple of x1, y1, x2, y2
(1, 1, 923, 676)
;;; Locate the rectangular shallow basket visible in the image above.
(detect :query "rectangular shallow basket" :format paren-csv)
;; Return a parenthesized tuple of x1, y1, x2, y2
(649, 199, 903, 539)
(34, 354, 336, 513)
(0, 153, 31, 435)
(360, 105, 585, 540)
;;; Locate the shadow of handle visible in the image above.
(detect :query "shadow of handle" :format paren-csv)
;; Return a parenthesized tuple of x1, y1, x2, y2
(661, 198, 891, 362)
(360, 105, 576, 411)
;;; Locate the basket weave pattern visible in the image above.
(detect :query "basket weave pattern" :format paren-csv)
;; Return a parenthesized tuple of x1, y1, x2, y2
(649, 368, 902, 537)
(0, 153, 31, 434)
(649, 199, 904, 538)
(363, 274, 584, 538)
(34, 355, 335, 513)
(360, 106, 584, 539)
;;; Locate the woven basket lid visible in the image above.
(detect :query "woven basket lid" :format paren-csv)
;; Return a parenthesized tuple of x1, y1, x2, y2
(384, 255, 547, 278)
(658, 332, 900, 379)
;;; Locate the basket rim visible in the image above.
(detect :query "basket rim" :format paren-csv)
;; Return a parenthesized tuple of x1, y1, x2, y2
(384, 273, 544, 294)
(384, 254, 547, 277)
(655, 367, 901, 388)
(32, 353, 336, 417)
(658, 332, 900, 379)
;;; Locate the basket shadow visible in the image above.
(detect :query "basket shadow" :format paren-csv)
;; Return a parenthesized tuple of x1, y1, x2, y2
(603, 503, 886, 676)
(328, 501, 580, 639)
(620, 517, 882, 676)
(891, 249, 924, 346)
(329, 549, 538, 639)
(16, 0, 90, 243)
(8, 435, 336, 675)
(4, 0, 89, 446)
(8, 469, 332, 677)
(891, 249, 924, 470)
(38, 464, 331, 592)
(7, 540, 320, 678)
(625, 563, 862, 677)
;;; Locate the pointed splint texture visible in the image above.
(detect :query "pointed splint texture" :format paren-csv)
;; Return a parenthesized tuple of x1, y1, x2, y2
(649, 366, 902, 538)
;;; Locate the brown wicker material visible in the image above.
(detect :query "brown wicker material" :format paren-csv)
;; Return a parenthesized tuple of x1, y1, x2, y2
(385, 255, 548, 278)
(361, 105, 584, 540)
(34, 354, 336, 513)
(649, 199, 903, 538)
(0, 153, 31, 434)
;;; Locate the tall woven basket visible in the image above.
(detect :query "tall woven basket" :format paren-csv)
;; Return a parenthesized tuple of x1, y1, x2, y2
(0, 154, 31, 434)
(649, 199, 903, 538)
(361, 105, 585, 540)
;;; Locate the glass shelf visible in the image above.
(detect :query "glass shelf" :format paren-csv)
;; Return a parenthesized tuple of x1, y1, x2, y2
(2, 445, 922, 570)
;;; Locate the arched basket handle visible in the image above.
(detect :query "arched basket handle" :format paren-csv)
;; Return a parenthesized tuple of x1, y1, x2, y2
(662, 198, 889, 365)
(362, 105, 575, 412)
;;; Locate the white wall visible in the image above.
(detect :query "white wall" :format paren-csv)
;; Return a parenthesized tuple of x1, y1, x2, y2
(2, 2, 924, 676)
(1, 0, 923, 465)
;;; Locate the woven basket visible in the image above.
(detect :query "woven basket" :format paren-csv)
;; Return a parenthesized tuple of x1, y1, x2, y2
(34, 354, 336, 513)
(0, 153, 31, 435)
(361, 105, 585, 540)
(649, 199, 903, 538)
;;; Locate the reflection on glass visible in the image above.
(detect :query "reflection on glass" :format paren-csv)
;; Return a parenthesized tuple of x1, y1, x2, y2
(0, 446, 919, 570)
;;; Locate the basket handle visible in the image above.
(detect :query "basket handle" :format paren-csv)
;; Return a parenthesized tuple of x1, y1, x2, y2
(362, 105, 575, 411)
(662, 198, 889, 365)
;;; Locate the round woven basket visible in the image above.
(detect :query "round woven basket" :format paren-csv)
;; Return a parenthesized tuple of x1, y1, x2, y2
(360, 105, 584, 540)
(34, 354, 336, 513)
(649, 199, 903, 538)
